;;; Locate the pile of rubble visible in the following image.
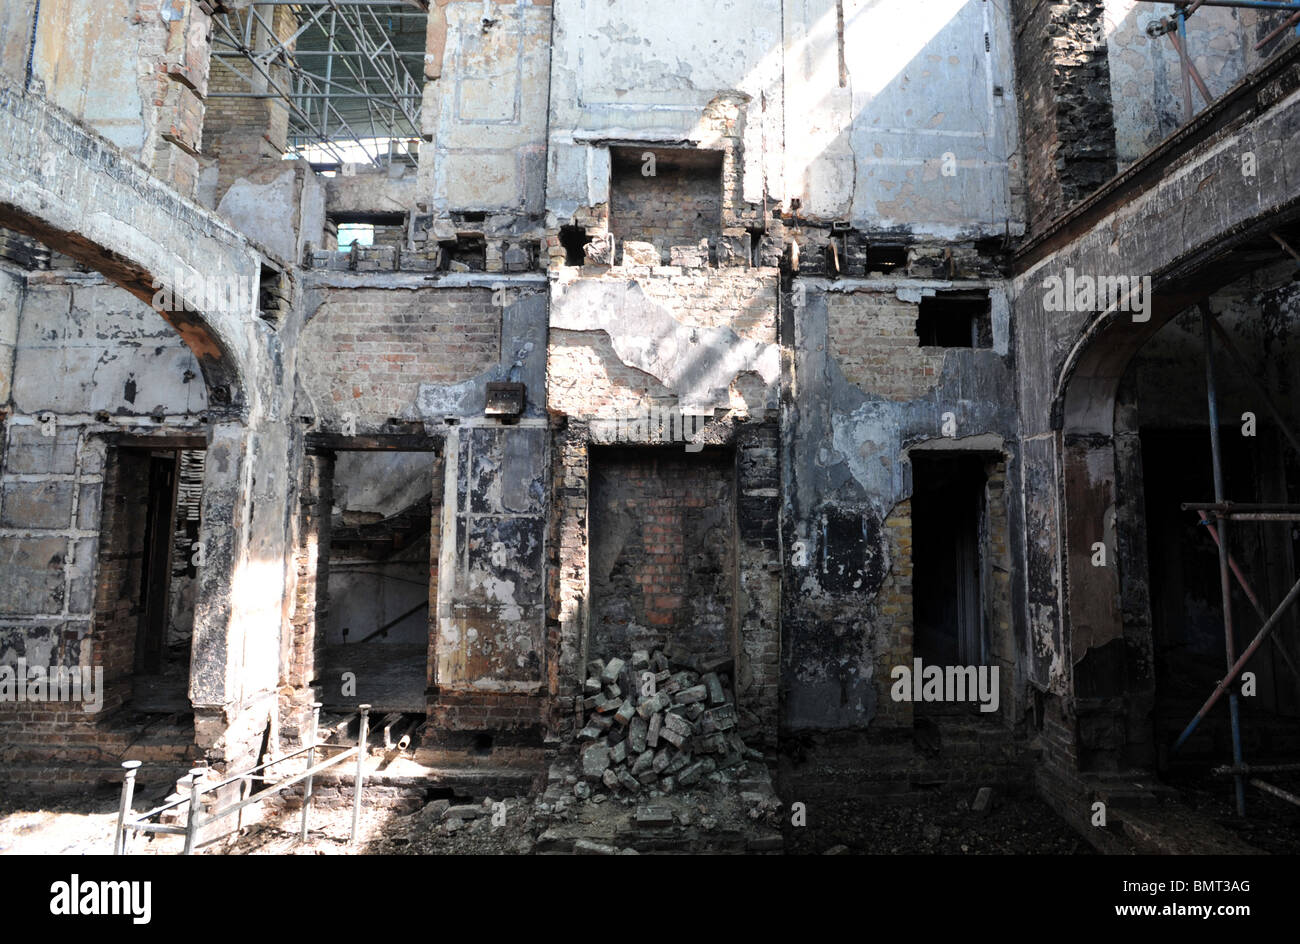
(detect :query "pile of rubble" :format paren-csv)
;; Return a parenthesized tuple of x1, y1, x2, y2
(575, 649, 760, 798)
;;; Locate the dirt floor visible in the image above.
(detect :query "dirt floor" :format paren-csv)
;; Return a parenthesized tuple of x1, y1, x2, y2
(779, 791, 1091, 854)
(9, 768, 1294, 855)
(1165, 771, 1300, 855)
(2, 781, 1087, 855)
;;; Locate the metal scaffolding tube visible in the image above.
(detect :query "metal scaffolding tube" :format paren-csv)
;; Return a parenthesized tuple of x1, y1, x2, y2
(1250, 778, 1300, 807)
(1197, 511, 1300, 681)
(1173, 571, 1300, 753)
(210, 2, 424, 165)
(1201, 301, 1247, 815)
(211, 15, 363, 166)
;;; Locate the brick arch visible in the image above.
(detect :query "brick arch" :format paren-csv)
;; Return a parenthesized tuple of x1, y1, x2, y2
(0, 81, 262, 415)
(0, 82, 292, 768)
(1050, 292, 1203, 769)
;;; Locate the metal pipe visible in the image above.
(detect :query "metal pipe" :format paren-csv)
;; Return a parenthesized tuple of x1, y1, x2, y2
(1184, 502, 1300, 512)
(182, 768, 206, 855)
(1273, 231, 1300, 264)
(1201, 301, 1246, 815)
(1198, 511, 1300, 681)
(1213, 761, 1300, 775)
(300, 701, 322, 844)
(113, 760, 142, 855)
(1174, 571, 1300, 750)
(1257, 10, 1300, 48)
(1250, 778, 1300, 807)
(352, 704, 370, 844)
(1177, 11, 1193, 121)
(1167, 28, 1214, 106)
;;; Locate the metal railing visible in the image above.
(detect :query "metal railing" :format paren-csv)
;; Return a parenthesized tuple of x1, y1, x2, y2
(113, 703, 371, 855)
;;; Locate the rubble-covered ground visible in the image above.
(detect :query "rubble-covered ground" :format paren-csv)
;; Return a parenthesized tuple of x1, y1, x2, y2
(14, 763, 1296, 855)
(780, 790, 1091, 855)
(1166, 770, 1300, 855)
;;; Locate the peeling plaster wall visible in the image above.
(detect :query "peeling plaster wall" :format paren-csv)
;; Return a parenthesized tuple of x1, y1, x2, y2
(548, 270, 780, 416)
(12, 275, 208, 417)
(1104, 3, 1295, 169)
(436, 424, 548, 693)
(785, 0, 1023, 236)
(545, 0, 783, 221)
(781, 278, 1018, 731)
(421, 0, 552, 226)
(30, 0, 212, 198)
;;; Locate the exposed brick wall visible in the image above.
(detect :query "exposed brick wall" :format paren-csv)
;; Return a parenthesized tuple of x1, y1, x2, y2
(1012, 0, 1117, 233)
(299, 287, 501, 424)
(872, 500, 915, 728)
(735, 421, 781, 741)
(609, 150, 723, 264)
(588, 446, 737, 665)
(546, 421, 588, 738)
(637, 272, 776, 344)
(827, 291, 948, 400)
(426, 691, 544, 747)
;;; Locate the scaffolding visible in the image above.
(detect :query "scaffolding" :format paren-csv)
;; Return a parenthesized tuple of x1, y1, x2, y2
(206, 1, 427, 168)
(1140, 1, 1300, 124)
(1166, 296, 1300, 816)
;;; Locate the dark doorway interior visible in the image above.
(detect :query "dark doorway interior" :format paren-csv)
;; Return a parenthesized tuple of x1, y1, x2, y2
(114, 446, 205, 713)
(319, 450, 437, 713)
(911, 453, 990, 669)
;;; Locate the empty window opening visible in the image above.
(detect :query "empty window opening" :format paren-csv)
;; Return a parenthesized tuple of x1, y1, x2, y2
(320, 450, 439, 713)
(609, 146, 723, 265)
(559, 224, 588, 266)
(440, 234, 486, 272)
(331, 211, 408, 252)
(917, 290, 993, 348)
(336, 223, 374, 249)
(258, 263, 287, 326)
(865, 244, 908, 275)
(97, 445, 205, 714)
(588, 447, 738, 667)
(911, 454, 992, 691)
